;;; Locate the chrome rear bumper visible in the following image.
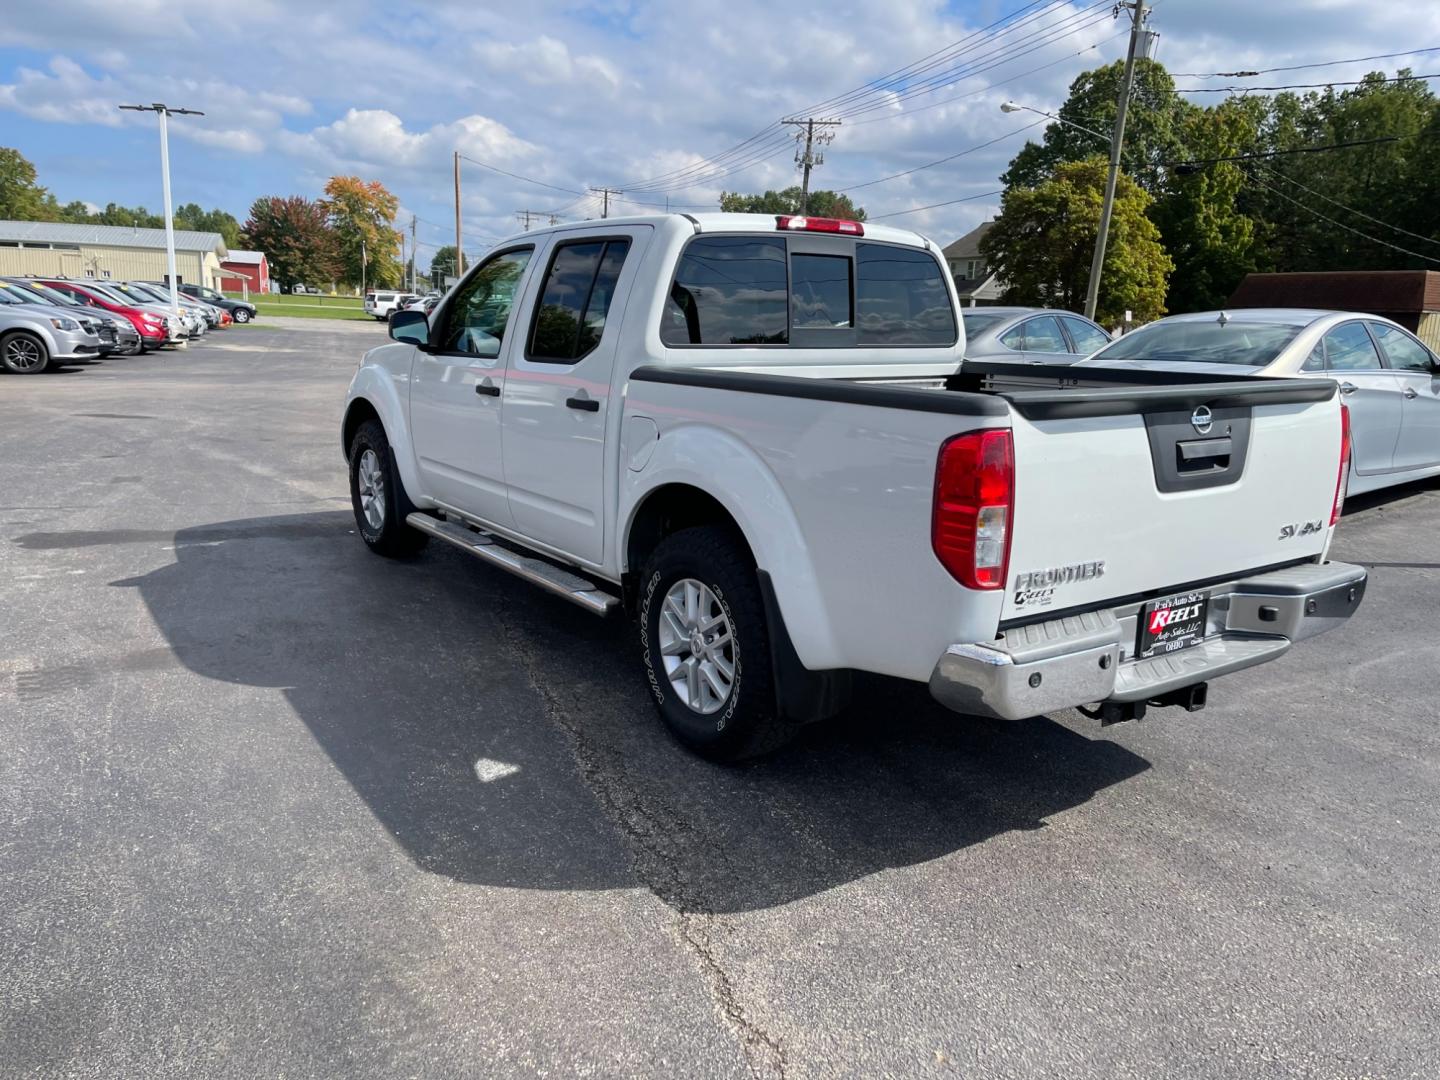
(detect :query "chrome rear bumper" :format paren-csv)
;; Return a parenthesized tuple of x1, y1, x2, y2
(929, 561, 1367, 721)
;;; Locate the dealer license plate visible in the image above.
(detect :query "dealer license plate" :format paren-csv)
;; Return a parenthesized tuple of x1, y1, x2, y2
(1137, 591, 1209, 659)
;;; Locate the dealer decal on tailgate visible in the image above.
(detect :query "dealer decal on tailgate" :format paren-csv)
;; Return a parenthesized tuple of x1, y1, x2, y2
(1137, 591, 1210, 658)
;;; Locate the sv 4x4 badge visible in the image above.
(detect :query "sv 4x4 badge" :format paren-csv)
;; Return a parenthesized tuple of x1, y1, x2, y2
(1278, 520, 1325, 540)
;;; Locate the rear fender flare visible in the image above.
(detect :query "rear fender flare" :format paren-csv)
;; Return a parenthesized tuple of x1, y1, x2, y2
(621, 424, 842, 670)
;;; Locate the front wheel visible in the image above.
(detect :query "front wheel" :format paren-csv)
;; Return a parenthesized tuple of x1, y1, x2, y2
(638, 526, 794, 761)
(1, 332, 49, 374)
(233, 309, 251, 323)
(348, 419, 428, 557)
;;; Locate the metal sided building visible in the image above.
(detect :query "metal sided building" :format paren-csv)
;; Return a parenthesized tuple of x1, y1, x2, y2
(0, 220, 229, 289)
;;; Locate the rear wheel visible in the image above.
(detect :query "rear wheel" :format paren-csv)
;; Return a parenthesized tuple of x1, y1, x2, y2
(1, 332, 49, 374)
(638, 526, 794, 761)
(348, 418, 428, 557)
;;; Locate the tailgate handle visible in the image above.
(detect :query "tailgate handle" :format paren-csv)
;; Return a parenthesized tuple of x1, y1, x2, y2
(1177, 436, 1232, 473)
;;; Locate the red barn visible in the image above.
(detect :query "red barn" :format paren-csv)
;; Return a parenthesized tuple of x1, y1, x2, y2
(220, 249, 270, 295)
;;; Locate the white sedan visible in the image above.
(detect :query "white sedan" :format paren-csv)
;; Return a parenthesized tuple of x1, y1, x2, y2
(1078, 308, 1440, 496)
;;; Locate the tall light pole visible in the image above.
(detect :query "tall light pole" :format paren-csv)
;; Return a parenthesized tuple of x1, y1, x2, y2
(118, 103, 202, 323)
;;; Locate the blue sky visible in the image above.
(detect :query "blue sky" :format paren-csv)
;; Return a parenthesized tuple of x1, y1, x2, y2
(3, 0, 1439, 267)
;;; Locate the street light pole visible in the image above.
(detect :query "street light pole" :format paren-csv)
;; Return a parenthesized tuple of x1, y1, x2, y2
(118, 103, 203, 325)
(1000, 101, 1110, 144)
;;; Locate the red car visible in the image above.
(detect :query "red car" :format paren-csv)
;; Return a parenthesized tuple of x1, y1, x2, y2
(34, 279, 174, 351)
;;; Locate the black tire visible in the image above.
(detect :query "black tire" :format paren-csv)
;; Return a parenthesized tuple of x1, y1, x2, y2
(1, 331, 50, 374)
(348, 418, 428, 557)
(638, 526, 795, 761)
(233, 308, 251, 323)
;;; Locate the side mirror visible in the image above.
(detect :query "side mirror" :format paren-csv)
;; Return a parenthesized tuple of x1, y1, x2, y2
(389, 308, 429, 347)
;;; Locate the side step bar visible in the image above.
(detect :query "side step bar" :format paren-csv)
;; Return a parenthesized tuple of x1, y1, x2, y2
(405, 513, 620, 616)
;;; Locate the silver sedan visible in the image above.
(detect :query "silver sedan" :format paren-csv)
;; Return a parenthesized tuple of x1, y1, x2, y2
(1078, 308, 1440, 496)
(961, 306, 1112, 365)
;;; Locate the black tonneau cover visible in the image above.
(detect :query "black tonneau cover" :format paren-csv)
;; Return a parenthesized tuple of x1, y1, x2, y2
(951, 361, 1337, 421)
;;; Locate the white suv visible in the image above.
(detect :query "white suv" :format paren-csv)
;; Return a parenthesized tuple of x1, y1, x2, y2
(364, 292, 405, 321)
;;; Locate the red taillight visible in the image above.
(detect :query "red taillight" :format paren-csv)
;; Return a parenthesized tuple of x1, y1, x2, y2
(1331, 402, 1351, 526)
(775, 215, 864, 236)
(933, 429, 1014, 590)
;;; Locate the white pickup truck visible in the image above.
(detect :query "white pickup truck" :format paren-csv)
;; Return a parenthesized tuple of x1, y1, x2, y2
(342, 212, 1366, 760)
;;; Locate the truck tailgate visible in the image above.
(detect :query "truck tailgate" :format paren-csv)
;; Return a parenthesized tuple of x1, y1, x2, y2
(1000, 380, 1343, 623)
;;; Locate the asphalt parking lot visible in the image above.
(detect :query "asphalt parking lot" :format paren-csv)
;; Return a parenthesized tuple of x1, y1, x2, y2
(3, 319, 1438, 1079)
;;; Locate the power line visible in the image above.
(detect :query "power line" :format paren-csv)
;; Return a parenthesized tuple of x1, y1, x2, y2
(839, 120, 1046, 192)
(1241, 168, 1440, 265)
(617, 0, 1110, 194)
(868, 189, 1004, 220)
(624, 4, 1113, 195)
(1252, 162, 1440, 248)
(1176, 72, 1440, 93)
(1172, 46, 1440, 78)
(1170, 135, 1405, 172)
(456, 153, 585, 195)
(850, 30, 1126, 126)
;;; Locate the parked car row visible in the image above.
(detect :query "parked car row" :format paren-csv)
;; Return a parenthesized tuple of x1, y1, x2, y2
(964, 303, 1440, 497)
(0, 276, 254, 374)
(364, 289, 441, 321)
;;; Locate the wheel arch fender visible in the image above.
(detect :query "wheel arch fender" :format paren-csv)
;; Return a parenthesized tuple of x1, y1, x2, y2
(620, 424, 843, 672)
(343, 359, 424, 506)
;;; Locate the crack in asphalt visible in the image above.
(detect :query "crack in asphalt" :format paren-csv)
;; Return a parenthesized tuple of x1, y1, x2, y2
(492, 596, 787, 1079)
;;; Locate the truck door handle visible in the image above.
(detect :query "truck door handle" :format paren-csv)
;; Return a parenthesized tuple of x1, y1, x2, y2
(1338, 381, 1358, 395)
(566, 396, 600, 412)
(1403, 387, 1418, 399)
(475, 379, 500, 397)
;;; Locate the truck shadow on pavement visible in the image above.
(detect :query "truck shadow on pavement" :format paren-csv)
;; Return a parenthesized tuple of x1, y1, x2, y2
(113, 511, 1149, 914)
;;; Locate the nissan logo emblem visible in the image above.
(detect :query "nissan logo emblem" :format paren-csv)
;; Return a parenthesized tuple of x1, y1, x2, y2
(1191, 405, 1214, 434)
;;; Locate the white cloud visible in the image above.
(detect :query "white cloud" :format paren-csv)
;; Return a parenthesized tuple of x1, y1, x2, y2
(475, 35, 623, 93)
(279, 109, 536, 174)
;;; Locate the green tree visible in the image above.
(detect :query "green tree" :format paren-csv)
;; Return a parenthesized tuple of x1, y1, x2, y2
(427, 244, 465, 281)
(981, 157, 1172, 325)
(1244, 71, 1438, 271)
(1002, 59, 1196, 195)
(323, 175, 401, 288)
(719, 187, 866, 220)
(241, 196, 339, 290)
(0, 147, 61, 220)
(1151, 101, 1259, 312)
(173, 202, 242, 248)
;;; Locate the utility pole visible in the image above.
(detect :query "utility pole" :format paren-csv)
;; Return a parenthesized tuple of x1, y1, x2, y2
(410, 214, 417, 292)
(453, 150, 463, 279)
(360, 237, 366, 297)
(516, 209, 537, 229)
(1084, 0, 1149, 321)
(781, 117, 841, 214)
(117, 102, 202, 325)
(590, 187, 623, 219)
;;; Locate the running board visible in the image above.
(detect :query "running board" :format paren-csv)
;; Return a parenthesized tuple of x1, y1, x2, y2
(405, 513, 620, 616)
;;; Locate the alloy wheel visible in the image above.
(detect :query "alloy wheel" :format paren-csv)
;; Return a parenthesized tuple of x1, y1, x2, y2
(356, 448, 386, 531)
(657, 578, 736, 714)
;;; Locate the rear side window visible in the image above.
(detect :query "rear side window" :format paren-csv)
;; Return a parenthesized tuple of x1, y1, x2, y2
(1062, 316, 1109, 354)
(1322, 323, 1382, 371)
(662, 237, 787, 345)
(855, 244, 956, 345)
(529, 239, 631, 362)
(1020, 316, 1068, 353)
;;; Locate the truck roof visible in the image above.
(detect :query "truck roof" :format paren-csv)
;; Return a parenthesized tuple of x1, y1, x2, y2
(491, 212, 933, 251)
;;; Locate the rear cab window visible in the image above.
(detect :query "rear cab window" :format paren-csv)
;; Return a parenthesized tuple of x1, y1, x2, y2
(660, 232, 956, 349)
